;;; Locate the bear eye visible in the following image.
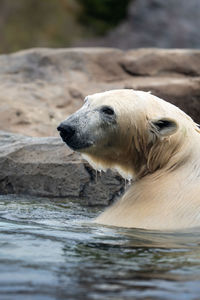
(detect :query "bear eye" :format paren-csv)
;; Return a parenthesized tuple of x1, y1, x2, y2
(100, 106, 115, 116)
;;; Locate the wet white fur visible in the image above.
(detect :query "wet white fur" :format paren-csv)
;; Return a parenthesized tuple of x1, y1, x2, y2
(80, 90, 200, 230)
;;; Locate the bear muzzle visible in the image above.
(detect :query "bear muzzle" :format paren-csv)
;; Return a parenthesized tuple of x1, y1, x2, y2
(57, 121, 93, 151)
(57, 123, 75, 142)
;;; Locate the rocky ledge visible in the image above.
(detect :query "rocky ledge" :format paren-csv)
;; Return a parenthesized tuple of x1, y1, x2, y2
(0, 131, 124, 205)
(0, 48, 200, 137)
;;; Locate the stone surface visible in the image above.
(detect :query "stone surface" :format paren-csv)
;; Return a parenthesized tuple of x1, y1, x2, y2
(120, 49, 200, 77)
(0, 131, 124, 204)
(0, 47, 200, 139)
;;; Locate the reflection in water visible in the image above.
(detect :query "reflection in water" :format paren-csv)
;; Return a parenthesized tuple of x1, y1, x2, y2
(0, 195, 200, 300)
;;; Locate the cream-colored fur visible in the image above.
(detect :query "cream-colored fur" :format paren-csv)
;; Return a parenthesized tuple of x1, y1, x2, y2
(81, 90, 200, 230)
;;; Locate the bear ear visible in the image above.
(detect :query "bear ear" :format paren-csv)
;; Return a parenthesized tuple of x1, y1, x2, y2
(149, 118, 178, 137)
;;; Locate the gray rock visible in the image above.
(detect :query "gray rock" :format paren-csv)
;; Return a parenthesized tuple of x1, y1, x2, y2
(0, 131, 124, 205)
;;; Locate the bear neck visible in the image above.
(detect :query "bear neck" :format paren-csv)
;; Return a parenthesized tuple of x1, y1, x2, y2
(95, 132, 200, 230)
(82, 128, 200, 182)
(130, 129, 198, 180)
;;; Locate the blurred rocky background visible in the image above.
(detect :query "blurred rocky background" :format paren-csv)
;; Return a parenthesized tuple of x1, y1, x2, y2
(1, 0, 200, 54)
(77, 0, 200, 49)
(0, 0, 131, 53)
(0, 0, 200, 199)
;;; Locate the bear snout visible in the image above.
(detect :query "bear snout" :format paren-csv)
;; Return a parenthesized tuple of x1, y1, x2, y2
(57, 123, 76, 142)
(57, 120, 93, 150)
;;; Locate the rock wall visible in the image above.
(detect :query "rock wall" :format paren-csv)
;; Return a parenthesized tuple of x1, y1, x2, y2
(0, 48, 200, 137)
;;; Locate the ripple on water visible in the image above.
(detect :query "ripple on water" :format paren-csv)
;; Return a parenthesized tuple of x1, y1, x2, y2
(0, 195, 200, 300)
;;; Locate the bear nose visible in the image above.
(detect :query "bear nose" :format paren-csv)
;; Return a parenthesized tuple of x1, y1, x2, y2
(57, 123, 76, 141)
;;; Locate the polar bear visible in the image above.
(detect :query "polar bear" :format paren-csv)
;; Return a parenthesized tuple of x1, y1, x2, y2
(57, 89, 200, 230)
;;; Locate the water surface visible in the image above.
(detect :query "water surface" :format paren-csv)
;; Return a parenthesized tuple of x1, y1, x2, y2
(0, 195, 200, 300)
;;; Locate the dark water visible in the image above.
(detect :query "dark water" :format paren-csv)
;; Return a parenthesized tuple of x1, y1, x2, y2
(0, 196, 200, 300)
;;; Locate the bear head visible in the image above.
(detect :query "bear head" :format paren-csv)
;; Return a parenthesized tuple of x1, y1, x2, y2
(58, 89, 198, 179)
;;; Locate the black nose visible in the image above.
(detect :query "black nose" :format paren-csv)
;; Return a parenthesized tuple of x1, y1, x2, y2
(57, 123, 76, 141)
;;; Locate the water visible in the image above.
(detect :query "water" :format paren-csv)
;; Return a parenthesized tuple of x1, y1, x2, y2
(0, 195, 200, 300)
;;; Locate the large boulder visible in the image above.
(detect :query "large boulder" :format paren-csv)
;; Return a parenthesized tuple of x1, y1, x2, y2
(0, 48, 200, 138)
(0, 131, 124, 204)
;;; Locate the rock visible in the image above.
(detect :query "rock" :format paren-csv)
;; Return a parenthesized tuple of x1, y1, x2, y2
(120, 49, 200, 77)
(121, 50, 200, 121)
(0, 47, 200, 135)
(0, 48, 124, 137)
(0, 131, 124, 204)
